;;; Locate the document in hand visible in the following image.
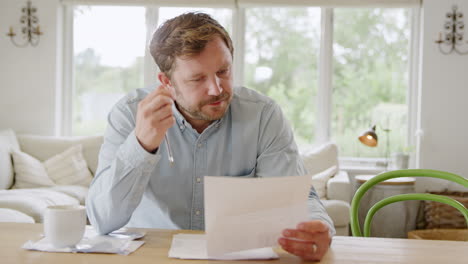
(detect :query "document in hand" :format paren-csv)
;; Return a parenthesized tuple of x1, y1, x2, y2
(204, 175, 311, 256)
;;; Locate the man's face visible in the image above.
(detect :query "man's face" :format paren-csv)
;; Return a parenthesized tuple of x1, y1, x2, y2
(168, 37, 233, 124)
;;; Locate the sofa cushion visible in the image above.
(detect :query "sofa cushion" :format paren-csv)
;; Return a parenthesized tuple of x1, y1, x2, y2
(311, 165, 337, 199)
(12, 145, 93, 188)
(322, 199, 351, 227)
(326, 171, 352, 202)
(0, 208, 35, 223)
(0, 129, 20, 190)
(0, 188, 79, 222)
(49, 185, 88, 205)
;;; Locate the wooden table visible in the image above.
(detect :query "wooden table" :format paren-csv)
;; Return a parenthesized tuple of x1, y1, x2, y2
(1, 223, 467, 264)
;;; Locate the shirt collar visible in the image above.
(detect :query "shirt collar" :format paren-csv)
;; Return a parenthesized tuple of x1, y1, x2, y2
(172, 103, 188, 133)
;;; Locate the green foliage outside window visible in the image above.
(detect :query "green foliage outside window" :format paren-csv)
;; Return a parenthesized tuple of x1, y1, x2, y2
(332, 8, 410, 157)
(244, 8, 320, 146)
(73, 49, 144, 135)
(244, 8, 410, 157)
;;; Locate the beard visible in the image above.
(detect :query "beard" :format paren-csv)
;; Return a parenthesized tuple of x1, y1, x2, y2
(175, 89, 231, 122)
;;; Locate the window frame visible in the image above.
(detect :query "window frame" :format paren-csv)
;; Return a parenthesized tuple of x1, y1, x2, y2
(60, 1, 421, 166)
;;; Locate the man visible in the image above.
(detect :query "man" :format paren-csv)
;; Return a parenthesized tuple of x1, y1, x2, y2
(86, 12, 334, 261)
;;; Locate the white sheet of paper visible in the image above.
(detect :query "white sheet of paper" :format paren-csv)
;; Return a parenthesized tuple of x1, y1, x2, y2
(168, 234, 278, 260)
(204, 175, 311, 256)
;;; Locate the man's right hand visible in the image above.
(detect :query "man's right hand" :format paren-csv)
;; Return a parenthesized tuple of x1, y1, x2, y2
(135, 85, 175, 153)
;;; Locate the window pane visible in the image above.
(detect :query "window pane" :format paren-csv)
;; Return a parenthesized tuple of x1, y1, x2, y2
(331, 8, 410, 158)
(73, 6, 146, 136)
(157, 7, 232, 33)
(244, 8, 321, 146)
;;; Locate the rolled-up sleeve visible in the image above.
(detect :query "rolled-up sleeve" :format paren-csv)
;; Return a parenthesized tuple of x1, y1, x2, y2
(86, 99, 160, 235)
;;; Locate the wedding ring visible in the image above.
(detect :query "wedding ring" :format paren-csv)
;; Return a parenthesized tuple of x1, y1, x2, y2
(312, 243, 318, 254)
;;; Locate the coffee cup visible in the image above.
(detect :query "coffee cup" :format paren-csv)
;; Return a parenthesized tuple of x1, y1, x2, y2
(43, 205, 86, 248)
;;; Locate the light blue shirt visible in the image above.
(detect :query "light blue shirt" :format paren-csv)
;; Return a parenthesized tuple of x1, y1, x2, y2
(86, 86, 335, 235)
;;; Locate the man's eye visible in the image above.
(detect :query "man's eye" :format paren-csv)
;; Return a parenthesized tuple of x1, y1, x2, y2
(191, 77, 204, 82)
(217, 69, 228, 75)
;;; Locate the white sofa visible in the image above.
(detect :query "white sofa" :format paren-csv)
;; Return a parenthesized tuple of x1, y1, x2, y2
(0, 130, 102, 223)
(301, 142, 351, 236)
(0, 130, 351, 235)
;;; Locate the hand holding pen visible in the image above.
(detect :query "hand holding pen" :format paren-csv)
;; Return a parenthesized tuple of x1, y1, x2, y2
(134, 84, 175, 164)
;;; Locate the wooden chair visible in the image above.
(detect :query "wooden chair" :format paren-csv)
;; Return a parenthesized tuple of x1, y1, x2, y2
(350, 169, 468, 237)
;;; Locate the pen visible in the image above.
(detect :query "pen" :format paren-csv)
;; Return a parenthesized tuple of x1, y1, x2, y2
(162, 84, 175, 166)
(165, 133, 174, 166)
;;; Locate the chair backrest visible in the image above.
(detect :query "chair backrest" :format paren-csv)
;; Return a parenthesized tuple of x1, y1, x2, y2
(350, 169, 468, 237)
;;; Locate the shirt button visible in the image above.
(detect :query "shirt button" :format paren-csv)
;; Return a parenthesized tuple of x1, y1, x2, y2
(180, 125, 184, 130)
(197, 143, 202, 148)
(195, 210, 201, 216)
(196, 178, 201, 183)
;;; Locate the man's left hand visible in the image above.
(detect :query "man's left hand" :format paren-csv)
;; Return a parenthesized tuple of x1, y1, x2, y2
(278, 220, 332, 261)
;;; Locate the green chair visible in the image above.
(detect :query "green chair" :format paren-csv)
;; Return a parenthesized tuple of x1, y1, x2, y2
(350, 169, 468, 237)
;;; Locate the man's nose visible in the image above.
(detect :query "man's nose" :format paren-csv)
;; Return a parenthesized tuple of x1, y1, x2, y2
(207, 76, 222, 96)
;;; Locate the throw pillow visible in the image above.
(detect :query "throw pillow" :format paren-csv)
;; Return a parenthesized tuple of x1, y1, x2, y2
(0, 129, 20, 189)
(11, 150, 55, 188)
(12, 144, 93, 188)
(310, 165, 337, 199)
(44, 144, 93, 186)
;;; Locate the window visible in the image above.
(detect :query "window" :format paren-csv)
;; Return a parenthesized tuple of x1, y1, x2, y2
(244, 8, 321, 145)
(72, 6, 146, 136)
(66, 2, 418, 163)
(331, 8, 411, 158)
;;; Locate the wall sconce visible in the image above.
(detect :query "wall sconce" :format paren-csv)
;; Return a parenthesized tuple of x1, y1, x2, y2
(6, 1, 43, 47)
(435, 5, 468, 55)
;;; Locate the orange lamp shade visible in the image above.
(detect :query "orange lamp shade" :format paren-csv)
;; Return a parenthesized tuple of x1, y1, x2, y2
(358, 125, 378, 147)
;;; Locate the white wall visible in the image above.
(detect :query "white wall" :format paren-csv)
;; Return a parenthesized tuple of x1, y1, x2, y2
(416, 0, 468, 192)
(0, 0, 467, 190)
(0, 0, 59, 135)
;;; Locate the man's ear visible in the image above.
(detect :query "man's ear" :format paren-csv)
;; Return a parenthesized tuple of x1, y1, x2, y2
(158, 72, 176, 98)
(158, 72, 172, 88)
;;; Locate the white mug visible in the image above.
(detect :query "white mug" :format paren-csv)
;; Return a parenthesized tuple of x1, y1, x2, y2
(44, 205, 86, 248)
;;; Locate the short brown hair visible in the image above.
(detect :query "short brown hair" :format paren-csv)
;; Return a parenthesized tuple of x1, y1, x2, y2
(150, 12, 234, 77)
